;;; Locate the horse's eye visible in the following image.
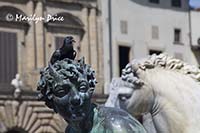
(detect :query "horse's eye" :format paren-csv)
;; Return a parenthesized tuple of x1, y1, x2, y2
(118, 94, 132, 101)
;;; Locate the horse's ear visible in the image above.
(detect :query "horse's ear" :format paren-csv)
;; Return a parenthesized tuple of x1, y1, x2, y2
(131, 62, 140, 72)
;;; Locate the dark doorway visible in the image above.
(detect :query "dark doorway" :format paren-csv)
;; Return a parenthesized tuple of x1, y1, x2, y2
(119, 46, 130, 76)
(149, 49, 162, 55)
(0, 31, 17, 91)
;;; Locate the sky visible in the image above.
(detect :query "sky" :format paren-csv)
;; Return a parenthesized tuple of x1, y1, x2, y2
(190, 0, 200, 8)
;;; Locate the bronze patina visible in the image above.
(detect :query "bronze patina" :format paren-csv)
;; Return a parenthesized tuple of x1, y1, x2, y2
(37, 36, 146, 133)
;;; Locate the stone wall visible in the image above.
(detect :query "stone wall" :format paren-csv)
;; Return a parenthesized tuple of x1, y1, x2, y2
(0, 0, 104, 93)
(0, 95, 65, 133)
(0, 0, 104, 132)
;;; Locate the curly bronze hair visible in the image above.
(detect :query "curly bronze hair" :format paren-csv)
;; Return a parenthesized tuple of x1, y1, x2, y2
(36, 58, 97, 110)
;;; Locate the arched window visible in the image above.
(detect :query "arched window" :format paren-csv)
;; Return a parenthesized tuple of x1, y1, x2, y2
(0, 6, 29, 28)
(45, 12, 84, 38)
(0, 6, 29, 92)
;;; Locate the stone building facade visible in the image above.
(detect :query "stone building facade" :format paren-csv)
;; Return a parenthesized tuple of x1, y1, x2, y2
(190, 8, 200, 56)
(0, 0, 104, 132)
(100, 0, 200, 93)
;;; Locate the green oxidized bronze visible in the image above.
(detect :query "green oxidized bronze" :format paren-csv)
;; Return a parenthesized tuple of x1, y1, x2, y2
(37, 37, 146, 133)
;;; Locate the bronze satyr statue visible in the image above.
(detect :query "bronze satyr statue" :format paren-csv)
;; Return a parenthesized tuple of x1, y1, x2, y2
(37, 36, 146, 133)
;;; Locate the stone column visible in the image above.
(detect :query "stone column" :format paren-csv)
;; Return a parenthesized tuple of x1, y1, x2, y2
(45, 32, 53, 63)
(88, 8, 102, 93)
(96, 10, 104, 94)
(80, 7, 90, 64)
(35, 0, 45, 68)
(24, 0, 36, 89)
(89, 8, 98, 75)
(25, 0, 35, 71)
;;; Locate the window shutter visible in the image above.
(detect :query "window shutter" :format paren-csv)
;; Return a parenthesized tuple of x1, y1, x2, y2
(0, 31, 17, 91)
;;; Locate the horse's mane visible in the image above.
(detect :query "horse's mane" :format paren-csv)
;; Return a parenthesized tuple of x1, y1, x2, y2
(122, 53, 200, 86)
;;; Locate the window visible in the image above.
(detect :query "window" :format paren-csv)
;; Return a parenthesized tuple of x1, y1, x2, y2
(55, 36, 65, 49)
(152, 26, 159, 39)
(174, 28, 181, 43)
(149, 50, 162, 55)
(119, 46, 130, 76)
(149, 0, 159, 4)
(120, 20, 128, 34)
(171, 0, 181, 7)
(0, 31, 17, 90)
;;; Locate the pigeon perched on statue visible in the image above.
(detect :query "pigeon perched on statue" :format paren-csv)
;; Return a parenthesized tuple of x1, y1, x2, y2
(50, 36, 77, 64)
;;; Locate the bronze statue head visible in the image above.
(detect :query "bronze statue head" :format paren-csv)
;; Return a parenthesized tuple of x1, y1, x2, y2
(37, 58, 97, 126)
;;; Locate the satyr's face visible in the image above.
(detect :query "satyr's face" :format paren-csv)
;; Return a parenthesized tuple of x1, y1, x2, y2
(37, 58, 96, 126)
(52, 73, 92, 123)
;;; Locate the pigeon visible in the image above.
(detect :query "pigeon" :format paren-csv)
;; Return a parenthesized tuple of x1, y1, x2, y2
(50, 36, 77, 64)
